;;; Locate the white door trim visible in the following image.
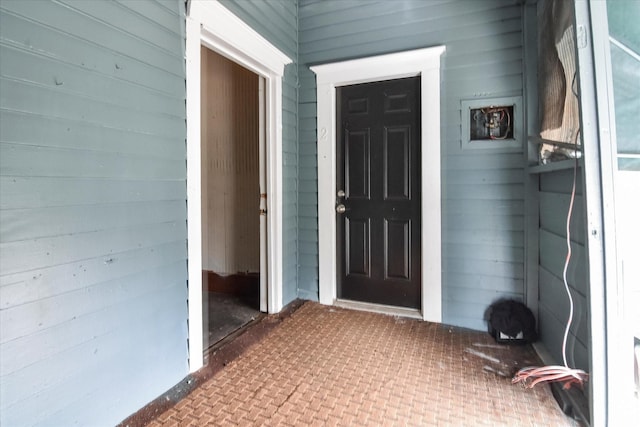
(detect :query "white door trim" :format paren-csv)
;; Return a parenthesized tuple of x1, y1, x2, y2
(185, 0, 292, 372)
(310, 46, 445, 323)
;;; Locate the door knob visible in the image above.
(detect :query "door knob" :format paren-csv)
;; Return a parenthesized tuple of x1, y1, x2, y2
(337, 190, 346, 198)
(336, 204, 346, 214)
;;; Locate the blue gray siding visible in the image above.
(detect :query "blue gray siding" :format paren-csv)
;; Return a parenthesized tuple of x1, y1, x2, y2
(537, 168, 590, 372)
(219, 0, 299, 304)
(299, 0, 527, 329)
(0, 1, 188, 425)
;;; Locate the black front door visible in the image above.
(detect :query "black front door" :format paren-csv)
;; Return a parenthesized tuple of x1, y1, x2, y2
(336, 77, 421, 309)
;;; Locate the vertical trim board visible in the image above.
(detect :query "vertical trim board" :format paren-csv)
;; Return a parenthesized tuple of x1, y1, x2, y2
(311, 46, 445, 323)
(185, 0, 292, 373)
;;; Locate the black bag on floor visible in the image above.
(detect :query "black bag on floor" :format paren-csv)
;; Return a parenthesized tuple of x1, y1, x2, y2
(487, 299, 537, 344)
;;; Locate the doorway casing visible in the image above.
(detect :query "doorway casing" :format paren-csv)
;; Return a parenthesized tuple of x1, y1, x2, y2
(186, 0, 292, 372)
(311, 46, 445, 322)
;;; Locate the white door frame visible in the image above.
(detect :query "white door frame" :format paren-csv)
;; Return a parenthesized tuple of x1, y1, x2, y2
(311, 46, 445, 323)
(185, 0, 292, 372)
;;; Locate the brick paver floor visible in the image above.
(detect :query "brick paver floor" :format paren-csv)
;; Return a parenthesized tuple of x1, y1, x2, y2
(148, 302, 578, 426)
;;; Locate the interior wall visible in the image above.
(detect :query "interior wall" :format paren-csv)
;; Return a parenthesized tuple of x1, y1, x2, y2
(201, 47, 260, 275)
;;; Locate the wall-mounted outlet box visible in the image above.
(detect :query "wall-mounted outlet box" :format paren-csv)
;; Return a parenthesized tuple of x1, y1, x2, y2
(461, 96, 522, 151)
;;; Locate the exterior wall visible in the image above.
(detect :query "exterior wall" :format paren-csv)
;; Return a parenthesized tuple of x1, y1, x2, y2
(527, 0, 589, 399)
(0, 1, 188, 425)
(219, 0, 299, 304)
(299, 0, 527, 329)
(537, 169, 590, 373)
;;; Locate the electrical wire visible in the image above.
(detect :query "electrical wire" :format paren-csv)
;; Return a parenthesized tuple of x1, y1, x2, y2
(512, 127, 589, 390)
(491, 108, 511, 140)
(513, 140, 588, 389)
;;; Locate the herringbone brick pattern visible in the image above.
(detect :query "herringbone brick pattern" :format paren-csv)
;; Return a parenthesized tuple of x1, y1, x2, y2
(149, 302, 577, 426)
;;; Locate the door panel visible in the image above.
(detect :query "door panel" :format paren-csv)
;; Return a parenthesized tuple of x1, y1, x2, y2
(337, 77, 421, 309)
(384, 126, 411, 200)
(346, 217, 370, 277)
(345, 129, 370, 199)
(385, 218, 410, 280)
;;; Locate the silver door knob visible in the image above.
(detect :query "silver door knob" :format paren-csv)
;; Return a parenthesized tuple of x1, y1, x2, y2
(336, 204, 346, 214)
(337, 190, 346, 198)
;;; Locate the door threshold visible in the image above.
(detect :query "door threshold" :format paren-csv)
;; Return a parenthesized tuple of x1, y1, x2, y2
(203, 313, 265, 363)
(335, 299, 422, 320)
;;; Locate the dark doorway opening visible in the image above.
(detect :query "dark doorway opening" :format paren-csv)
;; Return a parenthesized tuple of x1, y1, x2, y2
(202, 272, 260, 350)
(200, 47, 263, 353)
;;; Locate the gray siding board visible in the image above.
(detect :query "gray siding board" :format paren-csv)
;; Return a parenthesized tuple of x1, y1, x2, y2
(445, 59, 523, 82)
(539, 192, 586, 245)
(447, 272, 523, 294)
(446, 46, 524, 68)
(540, 168, 584, 194)
(57, 0, 183, 52)
(445, 183, 524, 201)
(443, 152, 524, 170)
(1, 143, 185, 180)
(445, 169, 525, 185)
(219, 0, 297, 59)
(447, 287, 521, 310)
(539, 229, 588, 297)
(1, 240, 185, 313)
(445, 213, 524, 232)
(1, 200, 185, 243)
(301, 1, 519, 42)
(1, 111, 185, 160)
(536, 166, 590, 377)
(444, 258, 524, 280)
(445, 243, 524, 264)
(1, 79, 184, 138)
(2, 283, 186, 375)
(0, 12, 184, 96)
(1, 1, 183, 75)
(441, 75, 523, 100)
(0, 1, 188, 425)
(538, 305, 590, 372)
(445, 199, 524, 216)
(2, 264, 185, 392)
(301, 16, 522, 64)
(445, 229, 524, 247)
(115, 0, 183, 35)
(1, 221, 186, 281)
(539, 267, 589, 347)
(1, 45, 184, 117)
(4, 287, 187, 426)
(1, 177, 185, 209)
(444, 301, 494, 331)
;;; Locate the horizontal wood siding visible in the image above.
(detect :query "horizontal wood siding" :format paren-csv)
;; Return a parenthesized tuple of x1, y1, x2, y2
(0, 1, 188, 425)
(299, 0, 526, 329)
(219, 0, 299, 303)
(537, 168, 590, 372)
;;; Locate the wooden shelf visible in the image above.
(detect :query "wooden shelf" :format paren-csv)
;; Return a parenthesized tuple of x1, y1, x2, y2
(528, 135, 583, 152)
(528, 158, 582, 174)
(527, 135, 582, 174)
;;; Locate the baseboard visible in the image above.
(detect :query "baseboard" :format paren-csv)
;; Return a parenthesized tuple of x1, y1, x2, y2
(203, 271, 259, 296)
